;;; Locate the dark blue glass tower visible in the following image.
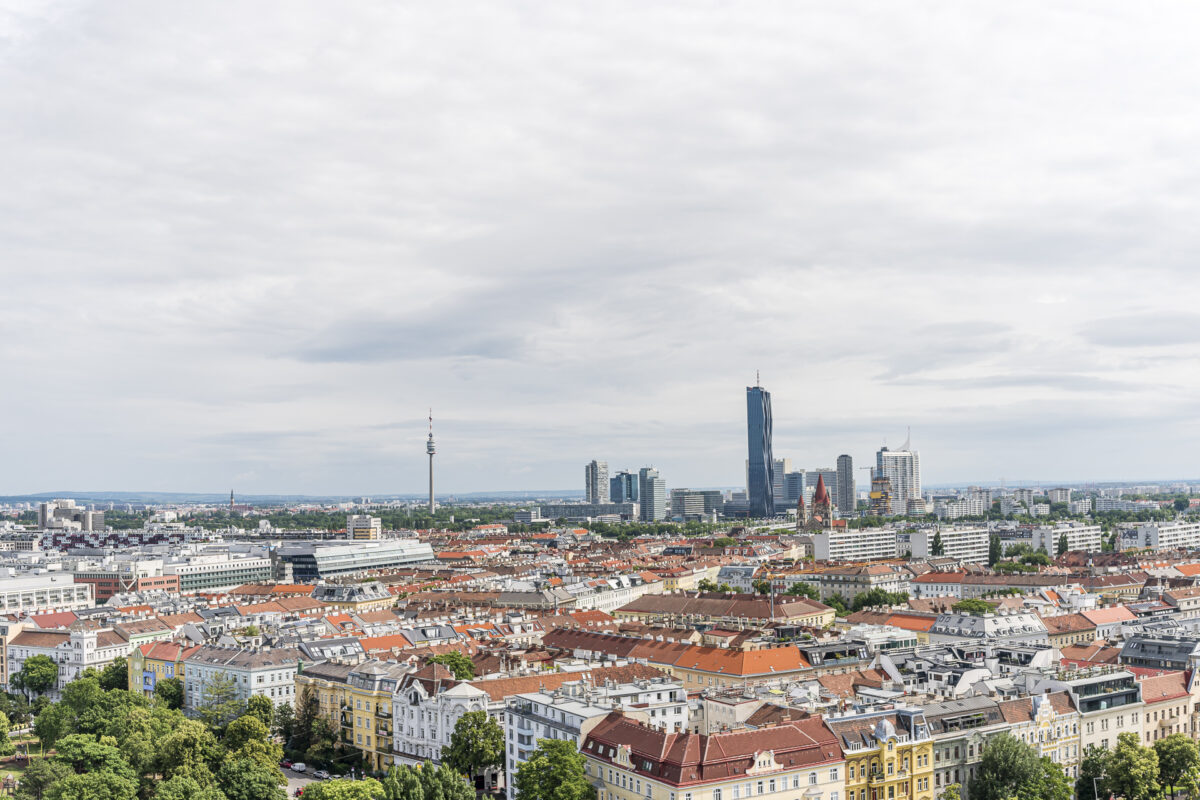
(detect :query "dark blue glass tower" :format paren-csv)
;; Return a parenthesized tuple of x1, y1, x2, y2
(746, 384, 775, 517)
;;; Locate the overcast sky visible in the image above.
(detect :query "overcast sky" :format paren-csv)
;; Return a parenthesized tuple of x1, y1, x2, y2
(3, 2, 1199, 496)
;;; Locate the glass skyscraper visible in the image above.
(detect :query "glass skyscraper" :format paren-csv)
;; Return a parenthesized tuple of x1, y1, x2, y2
(746, 384, 775, 517)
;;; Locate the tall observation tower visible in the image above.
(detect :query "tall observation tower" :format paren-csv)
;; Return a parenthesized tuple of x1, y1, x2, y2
(426, 410, 436, 513)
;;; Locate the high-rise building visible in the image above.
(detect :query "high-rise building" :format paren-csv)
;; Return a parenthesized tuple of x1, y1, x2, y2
(638, 467, 666, 522)
(876, 435, 921, 515)
(783, 471, 806, 506)
(585, 460, 610, 503)
(870, 475, 893, 516)
(746, 383, 775, 517)
(346, 515, 382, 540)
(610, 471, 639, 503)
(836, 455, 855, 515)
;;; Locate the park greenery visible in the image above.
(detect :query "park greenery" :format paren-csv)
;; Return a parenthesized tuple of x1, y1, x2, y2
(1077, 732, 1200, 800)
(951, 598, 998, 616)
(301, 762, 475, 800)
(443, 711, 504, 790)
(512, 739, 594, 800)
(824, 588, 909, 617)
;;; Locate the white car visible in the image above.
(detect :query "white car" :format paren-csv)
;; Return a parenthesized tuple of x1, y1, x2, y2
(313, 770, 331, 780)
(291, 763, 307, 773)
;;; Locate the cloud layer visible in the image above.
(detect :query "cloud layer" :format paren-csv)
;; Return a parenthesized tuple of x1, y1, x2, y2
(3, 1, 1200, 494)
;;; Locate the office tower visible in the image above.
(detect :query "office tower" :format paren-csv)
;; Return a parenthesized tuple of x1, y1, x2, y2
(638, 467, 666, 522)
(783, 471, 806, 506)
(426, 410, 436, 513)
(670, 489, 707, 519)
(610, 471, 639, 503)
(773, 458, 792, 506)
(746, 382, 775, 517)
(836, 455, 855, 514)
(876, 434, 921, 515)
(585, 460, 610, 503)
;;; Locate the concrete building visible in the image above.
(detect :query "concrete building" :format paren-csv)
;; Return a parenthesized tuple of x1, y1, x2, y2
(1031, 523, 1101, 554)
(836, 454, 855, 515)
(909, 528, 988, 563)
(585, 460, 610, 504)
(876, 440, 922, 516)
(1124, 521, 1200, 551)
(639, 468, 666, 522)
(539, 503, 638, 521)
(346, 515, 382, 541)
(0, 574, 93, 614)
(813, 528, 899, 562)
(165, 551, 272, 592)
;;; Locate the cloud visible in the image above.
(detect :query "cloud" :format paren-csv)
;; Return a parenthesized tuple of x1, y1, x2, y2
(2, 2, 1200, 493)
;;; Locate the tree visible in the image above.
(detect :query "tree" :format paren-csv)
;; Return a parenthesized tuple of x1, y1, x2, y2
(751, 579, 772, 595)
(988, 534, 1001, 566)
(53, 734, 137, 782)
(784, 582, 819, 600)
(696, 578, 719, 592)
(153, 774, 229, 800)
(931, 530, 945, 556)
(223, 715, 284, 782)
(1176, 498, 1191, 512)
(156, 677, 185, 710)
(1106, 731, 1159, 800)
(1057, 533, 1069, 556)
(513, 740, 594, 800)
(444, 711, 504, 789)
(938, 786, 961, 800)
(304, 716, 339, 767)
(1156, 734, 1200, 798)
(1021, 552, 1051, 566)
(16, 655, 60, 698)
(215, 756, 286, 800)
(951, 599, 996, 616)
(197, 673, 244, 730)
(272, 701, 295, 746)
(850, 588, 908, 612)
(974, 734, 1041, 800)
(0, 711, 14, 758)
(13, 758, 72, 800)
(1077, 745, 1111, 800)
(158, 719, 222, 781)
(824, 593, 849, 616)
(1016, 758, 1071, 800)
(302, 779, 386, 800)
(45, 771, 138, 800)
(427, 651, 475, 680)
(417, 761, 475, 800)
(246, 695, 274, 728)
(382, 764, 423, 800)
(98, 658, 129, 692)
(292, 685, 320, 754)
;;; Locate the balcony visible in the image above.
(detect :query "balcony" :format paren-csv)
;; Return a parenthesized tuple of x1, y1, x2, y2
(377, 708, 391, 718)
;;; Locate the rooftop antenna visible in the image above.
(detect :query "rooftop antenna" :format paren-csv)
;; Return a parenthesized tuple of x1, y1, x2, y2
(756, 370, 760, 387)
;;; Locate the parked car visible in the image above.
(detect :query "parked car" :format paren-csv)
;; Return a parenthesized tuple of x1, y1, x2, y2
(313, 770, 331, 780)
(291, 763, 307, 773)
(280, 760, 293, 769)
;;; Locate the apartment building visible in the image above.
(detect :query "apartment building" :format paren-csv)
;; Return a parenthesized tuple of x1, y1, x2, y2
(295, 659, 406, 772)
(824, 707, 935, 800)
(0, 574, 93, 615)
(922, 696, 1009, 800)
(505, 677, 689, 800)
(183, 645, 303, 712)
(128, 640, 199, 697)
(813, 529, 898, 562)
(909, 528, 988, 563)
(583, 712, 845, 800)
(8, 628, 130, 700)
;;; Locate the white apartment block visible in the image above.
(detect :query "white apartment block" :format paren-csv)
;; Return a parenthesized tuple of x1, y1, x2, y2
(183, 645, 302, 712)
(0, 574, 94, 615)
(910, 527, 988, 563)
(1126, 521, 1200, 552)
(1031, 524, 1102, 553)
(814, 528, 898, 562)
(1048, 488, 1072, 504)
(1069, 499, 1093, 515)
(164, 553, 272, 592)
(505, 677, 688, 800)
(8, 628, 130, 700)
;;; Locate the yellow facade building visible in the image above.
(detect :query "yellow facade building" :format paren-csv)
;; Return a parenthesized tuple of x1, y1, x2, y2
(295, 659, 408, 773)
(826, 709, 935, 800)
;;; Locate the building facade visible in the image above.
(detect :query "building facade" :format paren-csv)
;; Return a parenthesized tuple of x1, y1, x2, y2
(639, 468, 667, 522)
(837, 455, 855, 515)
(586, 461, 611, 504)
(746, 385, 775, 518)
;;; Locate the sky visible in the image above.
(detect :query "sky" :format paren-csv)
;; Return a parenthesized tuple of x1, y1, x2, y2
(3, 1, 1200, 495)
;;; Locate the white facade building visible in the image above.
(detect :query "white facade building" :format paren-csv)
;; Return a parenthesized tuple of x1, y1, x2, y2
(1031, 523, 1102, 553)
(909, 527, 988, 563)
(7, 628, 130, 700)
(183, 645, 302, 712)
(814, 528, 899, 562)
(876, 444, 921, 516)
(1126, 521, 1200, 551)
(0, 574, 93, 615)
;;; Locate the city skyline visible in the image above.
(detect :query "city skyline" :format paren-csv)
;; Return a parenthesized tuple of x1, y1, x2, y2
(6, 4, 1200, 494)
